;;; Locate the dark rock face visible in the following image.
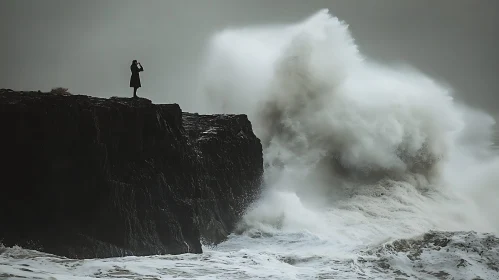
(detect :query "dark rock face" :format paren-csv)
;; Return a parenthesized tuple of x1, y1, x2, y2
(0, 89, 263, 259)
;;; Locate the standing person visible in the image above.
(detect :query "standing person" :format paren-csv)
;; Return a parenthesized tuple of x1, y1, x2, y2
(130, 60, 144, 98)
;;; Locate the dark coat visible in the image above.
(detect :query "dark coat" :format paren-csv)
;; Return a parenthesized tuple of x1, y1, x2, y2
(130, 64, 144, 88)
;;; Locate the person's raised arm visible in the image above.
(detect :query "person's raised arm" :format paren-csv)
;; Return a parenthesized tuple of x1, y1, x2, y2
(138, 63, 144, 72)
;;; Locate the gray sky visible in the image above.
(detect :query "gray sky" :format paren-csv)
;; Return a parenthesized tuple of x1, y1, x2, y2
(1, 0, 498, 120)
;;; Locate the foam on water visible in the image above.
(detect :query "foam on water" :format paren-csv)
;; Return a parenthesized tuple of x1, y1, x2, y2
(2, 9, 499, 279)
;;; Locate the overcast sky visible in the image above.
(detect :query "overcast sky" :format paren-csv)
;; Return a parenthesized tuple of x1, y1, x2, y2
(1, 0, 498, 120)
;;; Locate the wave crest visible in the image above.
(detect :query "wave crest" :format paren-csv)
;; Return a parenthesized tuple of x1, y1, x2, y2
(196, 9, 499, 237)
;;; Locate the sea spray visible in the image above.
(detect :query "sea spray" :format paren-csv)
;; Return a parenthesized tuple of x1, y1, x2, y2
(2, 8, 499, 280)
(196, 9, 499, 241)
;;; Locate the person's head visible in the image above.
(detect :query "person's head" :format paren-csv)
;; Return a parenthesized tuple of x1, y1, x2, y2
(132, 60, 137, 65)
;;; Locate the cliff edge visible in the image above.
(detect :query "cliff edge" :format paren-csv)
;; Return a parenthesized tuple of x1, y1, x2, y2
(0, 89, 263, 259)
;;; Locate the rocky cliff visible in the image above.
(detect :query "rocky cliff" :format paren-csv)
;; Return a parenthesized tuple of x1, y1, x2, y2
(0, 89, 263, 259)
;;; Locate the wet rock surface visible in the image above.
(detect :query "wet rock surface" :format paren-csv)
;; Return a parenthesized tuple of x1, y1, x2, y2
(0, 89, 263, 259)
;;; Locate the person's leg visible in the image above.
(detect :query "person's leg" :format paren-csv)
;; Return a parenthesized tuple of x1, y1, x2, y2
(133, 87, 138, 98)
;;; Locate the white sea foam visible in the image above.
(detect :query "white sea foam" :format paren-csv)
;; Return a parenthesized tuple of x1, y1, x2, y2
(198, 8, 499, 239)
(2, 9, 498, 279)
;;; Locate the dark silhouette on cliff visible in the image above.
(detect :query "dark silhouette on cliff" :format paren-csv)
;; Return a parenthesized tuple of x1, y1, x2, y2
(130, 60, 144, 98)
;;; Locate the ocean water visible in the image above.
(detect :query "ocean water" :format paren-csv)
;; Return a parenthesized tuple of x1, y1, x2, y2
(2, 9, 499, 280)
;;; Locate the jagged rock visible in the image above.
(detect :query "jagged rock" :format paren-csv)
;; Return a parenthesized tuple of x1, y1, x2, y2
(0, 89, 263, 259)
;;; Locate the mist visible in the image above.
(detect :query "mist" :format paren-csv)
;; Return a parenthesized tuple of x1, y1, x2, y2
(1, 0, 498, 120)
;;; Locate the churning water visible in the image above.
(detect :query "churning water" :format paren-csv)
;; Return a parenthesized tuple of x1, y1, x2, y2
(2, 9, 499, 280)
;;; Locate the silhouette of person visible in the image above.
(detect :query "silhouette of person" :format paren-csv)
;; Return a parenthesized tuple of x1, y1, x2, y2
(130, 60, 144, 98)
